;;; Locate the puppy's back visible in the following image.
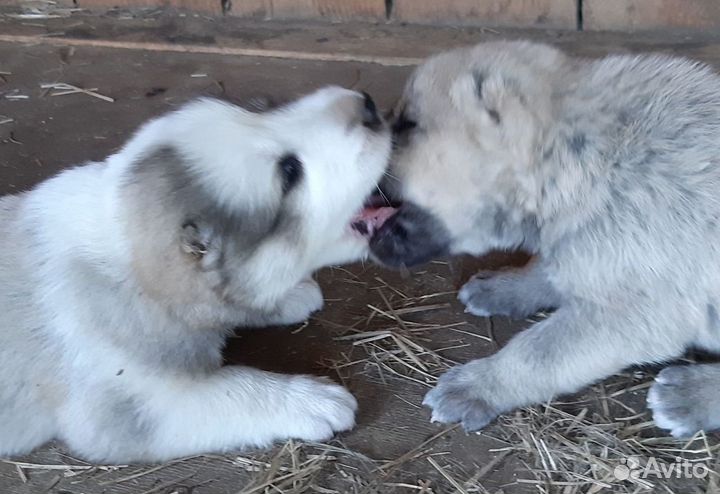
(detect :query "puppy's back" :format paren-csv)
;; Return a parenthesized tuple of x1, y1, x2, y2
(0, 193, 60, 453)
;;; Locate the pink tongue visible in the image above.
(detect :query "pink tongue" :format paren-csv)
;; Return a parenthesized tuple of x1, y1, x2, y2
(351, 206, 397, 237)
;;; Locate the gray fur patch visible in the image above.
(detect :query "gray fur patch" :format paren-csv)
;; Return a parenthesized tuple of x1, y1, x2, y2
(152, 330, 227, 373)
(519, 216, 540, 251)
(473, 72, 485, 99)
(487, 109, 501, 125)
(102, 392, 154, 442)
(480, 206, 538, 252)
(707, 303, 719, 332)
(568, 133, 587, 155)
(542, 144, 555, 161)
(128, 146, 281, 253)
(491, 208, 509, 238)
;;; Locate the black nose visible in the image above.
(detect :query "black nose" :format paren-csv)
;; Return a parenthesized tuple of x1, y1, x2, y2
(361, 92, 382, 130)
(369, 203, 451, 268)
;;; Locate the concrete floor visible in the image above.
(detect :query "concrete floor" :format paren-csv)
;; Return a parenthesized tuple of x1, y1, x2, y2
(1, 6, 720, 494)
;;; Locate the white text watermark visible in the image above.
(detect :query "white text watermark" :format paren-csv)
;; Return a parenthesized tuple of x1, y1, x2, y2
(613, 456, 709, 481)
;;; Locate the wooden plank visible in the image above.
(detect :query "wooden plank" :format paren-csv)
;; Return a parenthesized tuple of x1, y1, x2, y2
(228, 0, 386, 20)
(68, 0, 222, 13)
(392, 0, 577, 29)
(17, 0, 385, 18)
(0, 33, 422, 66)
(273, 0, 386, 20)
(223, 0, 266, 17)
(584, 0, 720, 32)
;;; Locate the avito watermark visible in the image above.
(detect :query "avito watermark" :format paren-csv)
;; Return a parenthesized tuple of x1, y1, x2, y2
(614, 456, 709, 481)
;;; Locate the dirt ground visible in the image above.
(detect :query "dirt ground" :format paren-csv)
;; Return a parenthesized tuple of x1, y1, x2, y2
(1, 5, 720, 493)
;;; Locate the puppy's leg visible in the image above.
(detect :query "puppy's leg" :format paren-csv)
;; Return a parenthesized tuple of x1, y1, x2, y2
(245, 278, 324, 327)
(458, 259, 561, 318)
(424, 306, 686, 431)
(61, 366, 356, 463)
(648, 363, 720, 437)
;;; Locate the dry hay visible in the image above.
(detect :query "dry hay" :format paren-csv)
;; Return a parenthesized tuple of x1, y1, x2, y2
(40, 82, 115, 102)
(1, 442, 380, 493)
(233, 441, 347, 494)
(325, 278, 720, 493)
(329, 278, 484, 389)
(489, 396, 719, 493)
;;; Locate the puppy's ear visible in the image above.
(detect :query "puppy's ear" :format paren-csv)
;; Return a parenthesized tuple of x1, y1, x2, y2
(450, 72, 506, 126)
(180, 220, 222, 265)
(472, 73, 501, 124)
(452, 72, 546, 160)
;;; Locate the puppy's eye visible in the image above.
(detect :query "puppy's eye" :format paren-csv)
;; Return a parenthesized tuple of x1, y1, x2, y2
(277, 153, 303, 193)
(392, 111, 417, 135)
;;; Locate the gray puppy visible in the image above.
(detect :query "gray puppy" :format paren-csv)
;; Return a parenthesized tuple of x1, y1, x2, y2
(370, 41, 720, 437)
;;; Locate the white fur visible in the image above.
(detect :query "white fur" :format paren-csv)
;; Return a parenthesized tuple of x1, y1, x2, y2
(0, 86, 390, 462)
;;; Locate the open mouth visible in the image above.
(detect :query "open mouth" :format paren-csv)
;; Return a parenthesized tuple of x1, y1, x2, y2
(350, 192, 399, 239)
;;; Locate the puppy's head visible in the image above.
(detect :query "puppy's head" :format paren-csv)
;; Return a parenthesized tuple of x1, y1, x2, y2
(370, 41, 565, 268)
(122, 87, 390, 313)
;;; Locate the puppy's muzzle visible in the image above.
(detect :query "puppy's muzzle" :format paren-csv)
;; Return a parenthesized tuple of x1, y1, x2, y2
(369, 202, 451, 268)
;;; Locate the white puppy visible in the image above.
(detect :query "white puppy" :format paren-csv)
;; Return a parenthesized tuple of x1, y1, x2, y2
(0, 87, 391, 463)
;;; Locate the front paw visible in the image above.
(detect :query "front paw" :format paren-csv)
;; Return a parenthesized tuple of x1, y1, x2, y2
(275, 278, 324, 325)
(280, 376, 358, 441)
(458, 272, 517, 318)
(648, 365, 720, 438)
(423, 360, 505, 432)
